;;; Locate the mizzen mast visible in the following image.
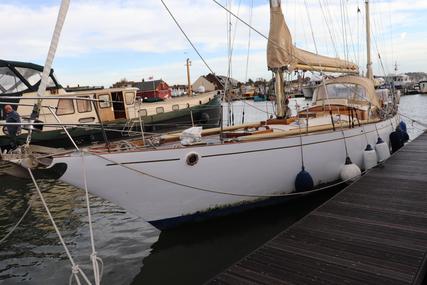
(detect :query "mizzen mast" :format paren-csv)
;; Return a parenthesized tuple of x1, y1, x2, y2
(268, 0, 287, 118)
(365, 0, 373, 81)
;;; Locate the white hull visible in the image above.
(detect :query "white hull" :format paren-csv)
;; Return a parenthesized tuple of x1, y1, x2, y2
(53, 116, 398, 228)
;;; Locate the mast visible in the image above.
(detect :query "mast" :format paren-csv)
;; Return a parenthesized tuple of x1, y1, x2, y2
(269, 0, 286, 118)
(365, 0, 373, 80)
(186, 58, 192, 96)
(274, 70, 286, 118)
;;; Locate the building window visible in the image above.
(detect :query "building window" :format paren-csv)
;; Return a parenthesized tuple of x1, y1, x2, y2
(77, 96, 92, 113)
(156, 107, 164, 114)
(172, 104, 179, 111)
(98, 94, 111, 108)
(56, 99, 75, 115)
(125, 92, 135, 105)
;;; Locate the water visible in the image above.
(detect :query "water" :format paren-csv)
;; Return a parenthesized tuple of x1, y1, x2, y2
(0, 179, 158, 285)
(0, 95, 426, 284)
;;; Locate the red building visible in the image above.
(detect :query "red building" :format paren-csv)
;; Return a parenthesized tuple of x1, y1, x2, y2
(135, 79, 171, 100)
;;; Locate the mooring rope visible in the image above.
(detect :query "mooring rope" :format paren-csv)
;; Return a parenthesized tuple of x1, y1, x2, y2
(0, 203, 32, 244)
(82, 152, 103, 285)
(48, 107, 103, 285)
(27, 169, 92, 285)
(398, 112, 427, 130)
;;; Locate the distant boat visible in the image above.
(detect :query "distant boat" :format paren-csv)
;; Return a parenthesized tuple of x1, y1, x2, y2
(0, 59, 220, 148)
(46, 0, 401, 230)
(300, 75, 323, 99)
(253, 94, 267, 102)
(419, 80, 427, 94)
(386, 74, 414, 90)
(241, 85, 256, 99)
(302, 83, 318, 99)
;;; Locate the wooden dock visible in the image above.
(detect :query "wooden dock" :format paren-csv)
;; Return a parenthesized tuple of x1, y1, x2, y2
(208, 132, 427, 285)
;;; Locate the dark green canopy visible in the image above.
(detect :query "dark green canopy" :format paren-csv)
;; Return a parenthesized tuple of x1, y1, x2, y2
(0, 59, 61, 96)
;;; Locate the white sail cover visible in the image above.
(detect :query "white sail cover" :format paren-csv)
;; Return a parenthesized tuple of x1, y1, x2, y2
(267, 2, 358, 74)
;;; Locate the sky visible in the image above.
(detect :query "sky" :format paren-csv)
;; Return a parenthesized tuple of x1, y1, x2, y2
(1, 0, 426, 87)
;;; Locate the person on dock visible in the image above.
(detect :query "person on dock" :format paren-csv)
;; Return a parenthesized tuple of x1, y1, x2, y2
(389, 125, 404, 153)
(3, 104, 21, 150)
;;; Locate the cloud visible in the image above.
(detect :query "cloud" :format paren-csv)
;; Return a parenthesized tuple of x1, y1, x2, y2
(0, 0, 426, 86)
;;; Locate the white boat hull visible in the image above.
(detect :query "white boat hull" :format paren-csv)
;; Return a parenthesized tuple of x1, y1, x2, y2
(53, 116, 399, 229)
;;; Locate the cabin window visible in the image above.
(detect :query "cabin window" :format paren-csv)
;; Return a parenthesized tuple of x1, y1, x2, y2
(125, 92, 135, 105)
(156, 107, 164, 114)
(98, 94, 111, 108)
(172, 104, 179, 111)
(77, 96, 92, 113)
(56, 99, 75, 115)
(15, 67, 56, 88)
(78, 117, 95, 123)
(138, 109, 147, 117)
(315, 84, 367, 101)
(0, 67, 27, 94)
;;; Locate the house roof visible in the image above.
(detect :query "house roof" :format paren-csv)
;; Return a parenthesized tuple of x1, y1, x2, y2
(204, 73, 240, 89)
(133, 80, 165, 92)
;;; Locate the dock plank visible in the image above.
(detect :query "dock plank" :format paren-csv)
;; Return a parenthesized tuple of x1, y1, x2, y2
(208, 132, 427, 285)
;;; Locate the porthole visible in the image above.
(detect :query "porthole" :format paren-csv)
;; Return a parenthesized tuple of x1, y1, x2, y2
(185, 152, 200, 166)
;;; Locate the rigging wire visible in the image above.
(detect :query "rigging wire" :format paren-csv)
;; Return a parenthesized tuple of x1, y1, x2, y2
(344, 1, 358, 65)
(318, 0, 338, 57)
(241, 7, 253, 124)
(357, 2, 361, 68)
(339, 0, 348, 62)
(244, 0, 254, 82)
(159, 0, 218, 81)
(370, 0, 390, 77)
(304, 0, 318, 54)
(225, 0, 243, 126)
(211, 0, 354, 75)
(388, 0, 395, 74)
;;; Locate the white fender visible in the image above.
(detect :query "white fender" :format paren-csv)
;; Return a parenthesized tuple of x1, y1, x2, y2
(340, 158, 361, 182)
(376, 139, 391, 162)
(363, 146, 377, 170)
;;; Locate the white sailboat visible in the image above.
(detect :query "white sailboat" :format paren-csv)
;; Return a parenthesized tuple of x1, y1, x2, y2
(40, 0, 401, 229)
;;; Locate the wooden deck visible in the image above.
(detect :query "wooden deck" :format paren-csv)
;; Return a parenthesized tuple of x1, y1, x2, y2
(208, 132, 427, 285)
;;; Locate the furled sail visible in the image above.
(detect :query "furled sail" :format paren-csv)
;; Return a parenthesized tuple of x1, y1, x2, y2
(267, 0, 358, 74)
